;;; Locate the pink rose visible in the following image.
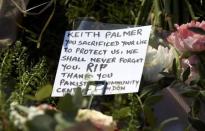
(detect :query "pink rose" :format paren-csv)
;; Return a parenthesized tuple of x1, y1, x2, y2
(167, 21, 205, 53)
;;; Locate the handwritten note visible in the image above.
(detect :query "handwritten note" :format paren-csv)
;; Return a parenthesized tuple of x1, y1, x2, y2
(52, 26, 152, 97)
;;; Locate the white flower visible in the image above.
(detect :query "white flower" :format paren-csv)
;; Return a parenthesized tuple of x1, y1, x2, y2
(27, 106, 44, 120)
(10, 102, 27, 130)
(75, 109, 116, 131)
(9, 102, 45, 129)
(143, 45, 175, 82)
(10, 110, 27, 129)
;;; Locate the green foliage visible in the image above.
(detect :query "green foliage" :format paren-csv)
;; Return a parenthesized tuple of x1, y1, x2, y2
(27, 115, 57, 131)
(57, 94, 78, 118)
(99, 83, 175, 131)
(183, 67, 191, 82)
(59, 0, 204, 31)
(60, 0, 141, 25)
(188, 116, 205, 131)
(57, 88, 85, 120)
(0, 41, 48, 107)
(0, 41, 25, 90)
(112, 107, 131, 120)
(34, 84, 53, 101)
(12, 56, 47, 104)
(136, 0, 204, 30)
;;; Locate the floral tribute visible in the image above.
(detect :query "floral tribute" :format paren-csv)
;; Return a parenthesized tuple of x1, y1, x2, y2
(0, 0, 205, 130)
(1, 20, 205, 131)
(164, 21, 205, 130)
(167, 21, 205, 53)
(167, 21, 205, 84)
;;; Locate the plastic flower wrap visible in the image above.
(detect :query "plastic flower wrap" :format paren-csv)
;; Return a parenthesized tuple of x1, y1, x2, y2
(143, 45, 175, 82)
(0, 0, 30, 47)
(167, 21, 205, 53)
(75, 109, 117, 131)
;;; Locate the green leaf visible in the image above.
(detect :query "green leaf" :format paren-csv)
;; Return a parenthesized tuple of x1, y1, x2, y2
(200, 91, 205, 98)
(144, 95, 162, 106)
(55, 113, 73, 129)
(183, 67, 190, 82)
(172, 55, 180, 79)
(113, 107, 131, 119)
(144, 105, 156, 127)
(72, 87, 83, 108)
(191, 100, 201, 116)
(26, 115, 56, 131)
(159, 72, 173, 77)
(198, 56, 205, 79)
(0, 91, 5, 107)
(182, 89, 199, 97)
(184, 0, 199, 20)
(188, 117, 205, 131)
(172, 58, 178, 78)
(57, 94, 78, 119)
(24, 95, 36, 101)
(158, 76, 175, 88)
(140, 84, 159, 99)
(35, 84, 52, 101)
(184, 125, 192, 131)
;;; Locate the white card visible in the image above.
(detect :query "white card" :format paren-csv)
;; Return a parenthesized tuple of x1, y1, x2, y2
(52, 26, 152, 97)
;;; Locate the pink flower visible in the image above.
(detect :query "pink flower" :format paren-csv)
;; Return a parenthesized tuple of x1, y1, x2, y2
(181, 55, 200, 84)
(167, 21, 205, 53)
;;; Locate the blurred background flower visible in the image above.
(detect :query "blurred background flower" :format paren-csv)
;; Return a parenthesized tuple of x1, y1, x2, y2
(143, 45, 175, 82)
